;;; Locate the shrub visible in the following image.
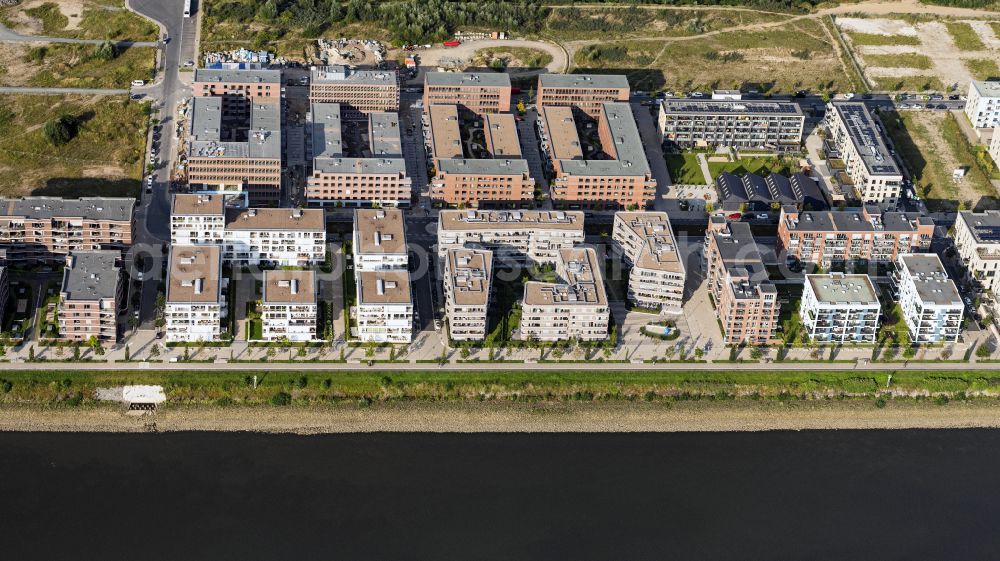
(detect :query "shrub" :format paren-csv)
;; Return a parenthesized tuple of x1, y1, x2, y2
(25, 46, 47, 63)
(271, 391, 292, 406)
(43, 115, 79, 146)
(297, 375, 308, 389)
(92, 41, 118, 61)
(1, 380, 11, 393)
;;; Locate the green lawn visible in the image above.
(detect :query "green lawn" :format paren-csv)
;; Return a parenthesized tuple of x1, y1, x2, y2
(870, 75, 945, 93)
(0, 94, 147, 197)
(863, 53, 933, 70)
(965, 58, 1000, 81)
(706, 156, 795, 179)
(945, 22, 985, 51)
(844, 31, 920, 47)
(665, 153, 706, 185)
(1, 368, 999, 405)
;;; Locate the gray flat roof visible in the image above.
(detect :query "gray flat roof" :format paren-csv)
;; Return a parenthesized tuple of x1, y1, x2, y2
(310, 102, 343, 158)
(899, 253, 962, 306)
(194, 68, 281, 84)
(959, 210, 1000, 244)
(557, 102, 650, 177)
(369, 112, 403, 157)
(437, 158, 529, 175)
(807, 273, 879, 305)
(538, 73, 629, 90)
(314, 157, 407, 175)
(425, 72, 511, 88)
(662, 99, 803, 116)
(0, 197, 134, 222)
(971, 80, 1000, 98)
(190, 98, 281, 159)
(831, 102, 899, 177)
(62, 251, 120, 301)
(311, 65, 398, 86)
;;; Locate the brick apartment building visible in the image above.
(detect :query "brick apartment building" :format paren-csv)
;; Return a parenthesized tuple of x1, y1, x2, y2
(309, 65, 400, 120)
(187, 96, 282, 205)
(424, 72, 512, 115)
(705, 220, 780, 345)
(306, 103, 411, 207)
(538, 102, 656, 209)
(777, 205, 933, 266)
(425, 104, 533, 206)
(0, 197, 134, 264)
(536, 74, 630, 119)
(193, 68, 282, 107)
(58, 251, 123, 342)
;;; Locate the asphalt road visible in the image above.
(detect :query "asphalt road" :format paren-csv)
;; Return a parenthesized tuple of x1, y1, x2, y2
(0, 87, 128, 95)
(127, 0, 191, 328)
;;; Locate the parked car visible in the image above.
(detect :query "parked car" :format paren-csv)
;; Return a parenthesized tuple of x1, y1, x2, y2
(131, 80, 145, 87)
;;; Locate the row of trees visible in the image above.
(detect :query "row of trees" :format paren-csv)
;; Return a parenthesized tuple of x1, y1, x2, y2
(209, 0, 548, 45)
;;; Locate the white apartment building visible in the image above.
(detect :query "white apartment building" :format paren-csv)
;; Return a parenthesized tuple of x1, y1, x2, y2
(353, 208, 407, 271)
(444, 248, 492, 341)
(165, 245, 225, 343)
(520, 247, 610, 342)
(261, 270, 318, 342)
(954, 210, 1000, 293)
(990, 128, 1000, 170)
(352, 208, 412, 342)
(437, 210, 585, 265)
(965, 80, 1000, 130)
(800, 273, 880, 343)
(826, 102, 903, 205)
(612, 212, 686, 314)
(356, 270, 413, 343)
(171, 195, 326, 267)
(894, 253, 963, 344)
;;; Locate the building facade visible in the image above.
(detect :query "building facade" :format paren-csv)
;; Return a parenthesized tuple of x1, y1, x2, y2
(539, 103, 656, 209)
(777, 206, 933, 266)
(893, 253, 963, 344)
(261, 270, 318, 342)
(536, 74, 630, 119)
(306, 103, 412, 207)
(611, 211, 686, 314)
(444, 248, 493, 342)
(705, 221, 780, 345)
(309, 66, 400, 119)
(0, 197, 134, 264)
(520, 247, 610, 342)
(171, 195, 325, 267)
(658, 98, 805, 151)
(800, 273, 880, 343)
(965, 80, 1000, 130)
(825, 102, 903, 205)
(423, 72, 511, 115)
(352, 209, 412, 342)
(193, 68, 282, 105)
(186, 96, 282, 205)
(953, 210, 1000, 293)
(58, 251, 123, 342)
(437, 209, 585, 264)
(165, 245, 225, 343)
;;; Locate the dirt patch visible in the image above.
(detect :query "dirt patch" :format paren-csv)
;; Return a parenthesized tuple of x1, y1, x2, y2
(837, 17, 918, 36)
(5, 0, 86, 32)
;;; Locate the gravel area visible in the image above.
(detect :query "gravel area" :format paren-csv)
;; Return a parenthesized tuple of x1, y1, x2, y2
(4, 401, 1000, 433)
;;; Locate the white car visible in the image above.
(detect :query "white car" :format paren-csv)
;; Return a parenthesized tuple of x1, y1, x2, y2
(131, 80, 145, 87)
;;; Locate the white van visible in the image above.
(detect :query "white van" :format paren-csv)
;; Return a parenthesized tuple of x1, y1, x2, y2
(131, 80, 145, 87)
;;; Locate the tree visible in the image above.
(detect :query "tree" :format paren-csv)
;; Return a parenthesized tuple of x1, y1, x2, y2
(257, 0, 277, 20)
(149, 344, 160, 359)
(92, 40, 117, 61)
(977, 342, 993, 359)
(43, 115, 77, 146)
(124, 344, 131, 361)
(72, 344, 81, 361)
(516, 99, 526, 115)
(88, 335, 104, 356)
(749, 345, 765, 360)
(28, 345, 34, 361)
(183, 347, 190, 361)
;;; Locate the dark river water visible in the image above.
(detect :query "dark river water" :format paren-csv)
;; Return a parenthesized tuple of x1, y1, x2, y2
(0, 430, 998, 560)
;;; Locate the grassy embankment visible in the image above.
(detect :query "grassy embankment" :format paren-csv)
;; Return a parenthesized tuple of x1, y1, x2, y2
(0, 94, 148, 198)
(0, 1, 158, 41)
(2, 368, 1000, 408)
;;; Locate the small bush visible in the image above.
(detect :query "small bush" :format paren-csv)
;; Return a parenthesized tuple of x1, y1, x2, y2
(271, 391, 292, 406)
(297, 375, 308, 389)
(1, 380, 12, 393)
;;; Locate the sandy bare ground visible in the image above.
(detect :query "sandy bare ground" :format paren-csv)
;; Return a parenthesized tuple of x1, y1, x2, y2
(6, 0, 86, 33)
(4, 401, 1000, 433)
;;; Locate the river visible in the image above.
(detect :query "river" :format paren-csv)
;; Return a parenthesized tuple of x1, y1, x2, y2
(0, 430, 996, 560)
